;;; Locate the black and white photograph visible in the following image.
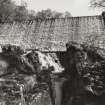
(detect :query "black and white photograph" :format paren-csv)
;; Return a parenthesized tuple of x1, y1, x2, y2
(0, 0, 105, 105)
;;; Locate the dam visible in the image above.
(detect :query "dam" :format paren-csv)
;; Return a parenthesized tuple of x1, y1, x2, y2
(0, 12, 105, 51)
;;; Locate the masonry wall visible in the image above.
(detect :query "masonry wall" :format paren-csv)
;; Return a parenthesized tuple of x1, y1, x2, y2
(0, 15, 105, 51)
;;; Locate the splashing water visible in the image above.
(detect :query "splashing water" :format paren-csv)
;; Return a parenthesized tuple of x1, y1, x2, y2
(36, 51, 64, 73)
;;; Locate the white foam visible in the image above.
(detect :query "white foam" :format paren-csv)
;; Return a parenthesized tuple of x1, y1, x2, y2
(0, 46, 2, 53)
(37, 51, 64, 73)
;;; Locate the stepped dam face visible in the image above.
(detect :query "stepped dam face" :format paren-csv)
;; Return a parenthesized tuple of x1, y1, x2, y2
(0, 13, 105, 51)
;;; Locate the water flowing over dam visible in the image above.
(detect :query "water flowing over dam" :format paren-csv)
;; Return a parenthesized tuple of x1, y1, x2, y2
(0, 14, 105, 51)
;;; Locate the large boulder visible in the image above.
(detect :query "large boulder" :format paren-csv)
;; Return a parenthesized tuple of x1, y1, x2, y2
(65, 41, 105, 105)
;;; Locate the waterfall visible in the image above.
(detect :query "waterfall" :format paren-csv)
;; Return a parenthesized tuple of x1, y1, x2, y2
(0, 15, 104, 51)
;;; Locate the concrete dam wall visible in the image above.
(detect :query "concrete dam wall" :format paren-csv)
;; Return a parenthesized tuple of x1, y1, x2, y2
(0, 15, 105, 51)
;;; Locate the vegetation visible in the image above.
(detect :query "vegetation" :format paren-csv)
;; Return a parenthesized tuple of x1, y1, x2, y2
(0, 0, 71, 22)
(90, 0, 105, 9)
(35, 9, 71, 20)
(0, 43, 105, 105)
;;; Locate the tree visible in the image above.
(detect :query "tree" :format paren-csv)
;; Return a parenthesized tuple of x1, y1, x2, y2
(28, 10, 36, 20)
(35, 9, 71, 20)
(63, 11, 72, 18)
(0, 0, 35, 22)
(13, 5, 29, 21)
(90, 0, 105, 8)
(0, 0, 16, 22)
(0, 0, 71, 22)
(35, 9, 52, 20)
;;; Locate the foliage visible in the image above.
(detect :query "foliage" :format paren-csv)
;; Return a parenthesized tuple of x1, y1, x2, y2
(64, 11, 72, 18)
(1, 43, 105, 105)
(65, 41, 105, 105)
(35, 9, 71, 20)
(66, 41, 105, 94)
(13, 6, 29, 21)
(0, 0, 16, 22)
(0, 0, 36, 22)
(0, 0, 24, 22)
(0, 0, 72, 22)
(90, 0, 105, 8)
(0, 44, 52, 105)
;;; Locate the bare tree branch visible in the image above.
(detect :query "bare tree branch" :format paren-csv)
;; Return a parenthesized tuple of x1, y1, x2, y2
(90, 0, 105, 8)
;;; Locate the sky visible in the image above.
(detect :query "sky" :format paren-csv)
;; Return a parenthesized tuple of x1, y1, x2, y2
(14, 0, 102, 17)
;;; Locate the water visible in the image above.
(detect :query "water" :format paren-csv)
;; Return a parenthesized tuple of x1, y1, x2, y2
(0, 15, 104, 51)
